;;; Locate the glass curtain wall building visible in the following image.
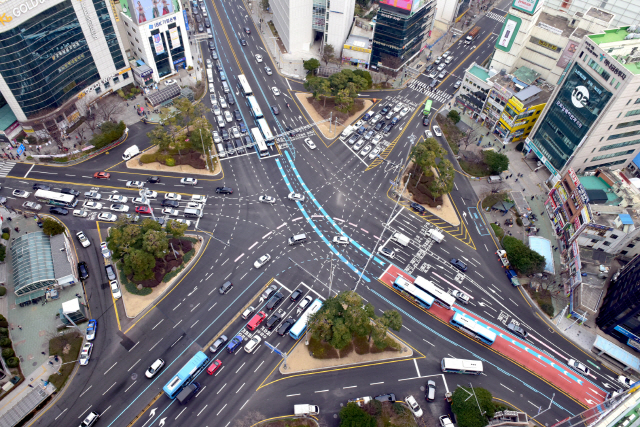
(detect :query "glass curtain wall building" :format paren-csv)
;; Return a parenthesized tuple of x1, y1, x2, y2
(0, 0, 132, 126)
(371, 0, 435, 67)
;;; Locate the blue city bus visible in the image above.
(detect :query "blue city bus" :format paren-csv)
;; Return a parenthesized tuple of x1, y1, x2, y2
(163, 351, 209, 399)
(450, 312, 496, 345)
(289, 299, 323, 340)
(247, 96, 263, 119)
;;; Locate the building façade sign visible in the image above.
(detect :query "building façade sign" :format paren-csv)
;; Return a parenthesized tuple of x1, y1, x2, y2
(0, 0, 96, 33)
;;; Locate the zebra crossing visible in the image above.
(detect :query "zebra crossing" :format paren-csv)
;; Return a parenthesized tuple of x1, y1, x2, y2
(485, 11, 505, 23)
(407, 80, 452, 103)
(0, 161, 16, 177)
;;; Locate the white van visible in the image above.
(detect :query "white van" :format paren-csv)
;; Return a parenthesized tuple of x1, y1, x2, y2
(288, 233, 307, 245)
(222, 81, 230, 93)
(341, 125, 356, 139)
(184, 208, 202, 218)
(487, 175, 502, 184)
(216, 143, 226, 158)
(122, 145, 140, 160)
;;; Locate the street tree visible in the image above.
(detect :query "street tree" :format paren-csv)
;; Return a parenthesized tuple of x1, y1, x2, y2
(123, 248, 156, 281)
(448, 110, 461, 124)
(303, 58, 321, 76)
(96, 96, 123, 122)
(502, 236, 545, 275)
(147, 126, 172, 151)
(335, 88, 354, 113)
(381, 53, 402, 84)
(381, 310, 403, 331)
(42, 218, 64, 236)
(429, 159, 456, 201)
(167, 220, 189, 239)
(107, 224, 142, 258)
(322, 44, 336, 65)
(143, 229, 169, 259)
(340, 403, 376, 427)
(353, 69, 373, 89)
(188, 116, 213, 152)
(451, 386, 495, 427)
(483, 150, 509, 173)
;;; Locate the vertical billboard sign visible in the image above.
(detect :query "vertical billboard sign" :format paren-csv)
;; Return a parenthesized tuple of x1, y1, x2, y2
(495, 15, 522, 52)
(557, 41, 578, 69)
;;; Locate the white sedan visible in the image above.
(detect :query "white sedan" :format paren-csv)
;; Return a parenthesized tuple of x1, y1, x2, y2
(164, 79, 177, 86)
(432, 125, 442, 137)
(369, 146, 382, 160)
(164, 193, 182, 201)
(254, 254, 271, 269)
(224, 110, 233, 122)
(424, 130, 433, 139)
(332, 236, 349, 245)
(212, 131, 222, 144)
(110, 280, 122, 299)
(12, 190, 30, 198)
(372, 134, 383, 145)
(287, 192, 305, 202)
(125, 181, 144, 188)
(108, 194, 128, 203)
(162, 208, 179, 216)
(180, 177, 198, 186)
(255, 54, 263, 62)
(110, 204, 129, 213)
(304, 138, 316, 149)
(259, 195, 276, 204)
(271, 87, 281, 96)
(76, 232, 91, 248)
(360, 144, 373, 157)
(132, 197, 147, 205)
(175, 218, 192, 227)
(83, 201, 103, 210)
(399, 107, 410, 117)
(567, 359, 590, 375)
(97, 212, 118, 222)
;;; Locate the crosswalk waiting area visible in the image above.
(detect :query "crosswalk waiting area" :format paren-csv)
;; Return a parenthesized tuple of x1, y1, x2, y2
(407, 80, 452, 104)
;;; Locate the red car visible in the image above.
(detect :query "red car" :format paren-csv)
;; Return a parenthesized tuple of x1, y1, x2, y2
(135, 206, 153, 214)
(206, 359, 222, 375)
(93, 172, 111, 179)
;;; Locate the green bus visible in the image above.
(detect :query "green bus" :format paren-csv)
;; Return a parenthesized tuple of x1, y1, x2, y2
(423, 99, 432, 116)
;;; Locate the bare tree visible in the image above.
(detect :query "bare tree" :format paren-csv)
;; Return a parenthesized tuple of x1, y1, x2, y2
(76, 124, 89, 148)
(380, 53, 402, 85)
(96, 96, 124, 122)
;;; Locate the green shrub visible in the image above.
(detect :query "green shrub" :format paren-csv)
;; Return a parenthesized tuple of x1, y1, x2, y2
(6, 357, 19, 368)
(165, 157, 175, 166)
(0, 286, 6, 296)
(0, 337, 11, 347)
(0, 327, 7, 336)
(541, 303, 554, 316)
(516, 217, 523, 227)
(448, 110, 461, 124)
(2, 347, 15, 358)
(140, 153, 156, 163)
(116, 262, 152, 296)
(0, 244, 6, 262)
(183, 249, 195, 263)
(1, 233, 8, 240)
(0, 314, 5, 321)
(0, 320, 7, 328)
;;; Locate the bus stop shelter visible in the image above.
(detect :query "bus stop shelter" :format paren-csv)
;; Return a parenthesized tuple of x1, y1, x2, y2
(592, 335, 640, 374)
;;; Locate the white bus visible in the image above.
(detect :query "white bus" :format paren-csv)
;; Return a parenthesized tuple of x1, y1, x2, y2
(413, 276, 456, 310)
(257, 118, 274, 142)
(237, 74, 253, 97)
(34, 190, 78, 208)
(247, 96, 263, 119)
(251, 127, 269, 157)
(289, 298, 323, 340)
(441, 358, 483, 375)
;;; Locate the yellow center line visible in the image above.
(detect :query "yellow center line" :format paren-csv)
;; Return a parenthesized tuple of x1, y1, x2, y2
(211, 0, 244, 74)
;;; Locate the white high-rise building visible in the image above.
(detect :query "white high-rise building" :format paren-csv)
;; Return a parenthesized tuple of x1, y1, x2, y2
(544, 0, 640, 27)
(270, 0, 356, 55)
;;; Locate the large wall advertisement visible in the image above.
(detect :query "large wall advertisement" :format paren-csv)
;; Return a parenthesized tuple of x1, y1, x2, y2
(495, 14, 522, 52)
(528, 63, 612, 171)
(131, 0, 174, 23)
(512, 0, 541, 14)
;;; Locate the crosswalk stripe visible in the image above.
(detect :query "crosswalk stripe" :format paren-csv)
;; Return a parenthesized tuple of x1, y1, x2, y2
(407, 81, 452, 103)
(0, 162, 16, 177)
(486, 12, 505, 22)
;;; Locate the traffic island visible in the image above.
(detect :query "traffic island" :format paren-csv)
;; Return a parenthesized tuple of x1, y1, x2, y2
(279, 333, 413, 374)
(294, 93, 373, 139)
(125, 145, 222, 176)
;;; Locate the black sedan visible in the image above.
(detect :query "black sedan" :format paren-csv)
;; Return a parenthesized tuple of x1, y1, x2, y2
(271, 106, 280, 115)
(33, 183, 51, 191)
(234, 109, 242, 121)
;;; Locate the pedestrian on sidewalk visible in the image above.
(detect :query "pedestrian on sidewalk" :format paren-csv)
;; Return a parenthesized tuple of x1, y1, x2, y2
(28, 384, 34, 388)
(18, 325, 22, 330)
(531, 196, 534, 200)
(41, 352, 46, 355)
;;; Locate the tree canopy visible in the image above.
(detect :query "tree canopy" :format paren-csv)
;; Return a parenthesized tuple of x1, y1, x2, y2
(308, 291, 402, 350)
(90, 121, 126, 149)
(502, 236, 546, 275)
(483, 150, 509, 173)
(411, 138, 455, 201)
(42, 218, 65, 236)
(448, 110, 461, 124)
(304, 69, 372, 112)
(339, 403, 376, 427)
(322, 44, 335, 65)
(451, 386, 495, 427)
(303, 58, 321, 75)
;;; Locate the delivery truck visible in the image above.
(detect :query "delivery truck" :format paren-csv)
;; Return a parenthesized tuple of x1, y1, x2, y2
(391, 232, 410, 247)
(294, 404, 320, 416)
(122, 145, 140, 160)
(465, 26, 480, 44)
(505, 269, 521, 287)
(497, 250, 511, 268)
(176, 382, 200, 404)
(428, 229, 444, 243)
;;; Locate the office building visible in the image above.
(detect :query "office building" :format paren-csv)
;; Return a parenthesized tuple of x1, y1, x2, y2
(526, 26, 640, 178)
(118, 0, 192, 83)
(0, 0, 133, 139)
(491, 4, 611, 84)
(457, 63, 491, 118)
(371, 0, 436, 68)
(597, 254, 640, 350)
(270, 0, 355, 55)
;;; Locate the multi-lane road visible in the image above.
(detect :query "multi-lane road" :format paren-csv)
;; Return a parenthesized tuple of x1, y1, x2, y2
(7, 0, 622, 426)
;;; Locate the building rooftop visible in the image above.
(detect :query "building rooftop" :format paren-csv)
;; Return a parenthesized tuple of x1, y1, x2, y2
(585, 7, 614, 23)
(468, 63, 490, 82)
(344, 34, 372, 50)
(535, 11, 574, 37)
(10, 232, 56, 297)
(512, 66, 539, 85)
(589, 27, 632, 45)
(571, 28, 592, 40)
(50, 234, 73, 280)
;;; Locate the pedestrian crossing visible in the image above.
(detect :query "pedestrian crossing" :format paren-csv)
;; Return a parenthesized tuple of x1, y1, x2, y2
(485, 11, 505, 23)
(0, 161, 16, 177)
(407, 80, 452, 103)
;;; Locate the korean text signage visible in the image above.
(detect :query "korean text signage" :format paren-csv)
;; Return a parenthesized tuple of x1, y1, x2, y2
(512, 0, 540, 14)
(584, 41, 627, 80)
(530, 36, 559, 52)
(496, 15, 521, 53)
